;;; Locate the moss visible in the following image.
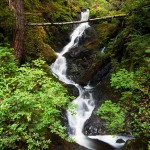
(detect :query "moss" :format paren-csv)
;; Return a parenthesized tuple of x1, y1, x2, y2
(38, 43, 57, 64)
(82, 22, 118, 54)
(94, 22, 118, 46)
(24, 26, 57, 63)
(83, 40, 99, 50)
(37, 26, 47, 39)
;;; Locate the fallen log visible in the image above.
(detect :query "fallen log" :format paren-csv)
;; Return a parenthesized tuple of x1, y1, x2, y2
(26, 14, 127, 26)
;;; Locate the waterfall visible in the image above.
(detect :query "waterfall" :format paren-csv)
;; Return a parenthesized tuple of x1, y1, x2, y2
(51, 9, 131, 150)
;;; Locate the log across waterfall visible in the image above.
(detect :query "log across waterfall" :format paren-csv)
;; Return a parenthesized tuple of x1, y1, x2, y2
(51, 9, 131, 150)
(27, 14, 127, 26)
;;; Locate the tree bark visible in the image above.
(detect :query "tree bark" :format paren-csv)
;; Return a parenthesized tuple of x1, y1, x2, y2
(27, 14, 127, 26)
(9, 0, 25, 63)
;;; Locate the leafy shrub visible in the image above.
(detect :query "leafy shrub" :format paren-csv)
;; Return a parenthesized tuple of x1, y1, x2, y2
(0, 47, 71, 149)
(111, 68, 150, 139)
(111, 69, 140, 89)
(97, 100, 125, 134)
(0, 46, 17, 76)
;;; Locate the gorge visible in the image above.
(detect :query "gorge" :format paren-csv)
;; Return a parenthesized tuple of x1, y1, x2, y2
(51, 9, 131, 150)
(0, 0, 149, 149)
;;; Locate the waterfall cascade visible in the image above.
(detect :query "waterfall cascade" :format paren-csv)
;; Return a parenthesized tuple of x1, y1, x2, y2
(51, 9, 131, 150)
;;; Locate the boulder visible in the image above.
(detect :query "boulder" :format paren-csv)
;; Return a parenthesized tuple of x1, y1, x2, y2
(25, 26, 57, 63)
(65, 27, 101, 85)
(116, 139, 125, 144)
(83, 115, 109, 136)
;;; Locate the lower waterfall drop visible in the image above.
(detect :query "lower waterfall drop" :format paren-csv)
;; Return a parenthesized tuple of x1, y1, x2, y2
(51, 9, 131, 150)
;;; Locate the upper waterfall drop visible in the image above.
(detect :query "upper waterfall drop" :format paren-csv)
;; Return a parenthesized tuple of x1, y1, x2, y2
(51, 9, 90, 85)
(60, 10, 90, 56)
(81, 9, 90, 21)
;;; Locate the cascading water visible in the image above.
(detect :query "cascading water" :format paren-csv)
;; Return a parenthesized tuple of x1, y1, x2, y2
(51, 9, 132, 150)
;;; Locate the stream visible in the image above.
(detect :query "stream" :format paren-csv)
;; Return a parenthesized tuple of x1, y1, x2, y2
(51, 9, 131, 150)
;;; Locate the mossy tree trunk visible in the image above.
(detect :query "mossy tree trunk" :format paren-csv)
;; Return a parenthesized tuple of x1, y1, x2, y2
(9, 0, 25, 63)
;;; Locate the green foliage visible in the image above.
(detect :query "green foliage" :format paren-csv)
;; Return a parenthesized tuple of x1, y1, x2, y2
(0, 47, 71, 149)
(71, 0, 122, 17)
(98, 67, 149, 144)
(123, 0, 150, 34)
(103, 2, 150, 147)
(0, 0, 15, 45)
(89, 0, 109, 18)
(52, 2, 71, 22)
(97, 100, 125, 133)
(107, 0, 150, 70)
(111, 69, 140, 89)
(110, 68, 150, 139)
(125, 34, 150, 69)
(98, 0, 150, 139)
(108, 0, 125, 11)
(108, 33, 150, 72)
(0, 46, 17, 76)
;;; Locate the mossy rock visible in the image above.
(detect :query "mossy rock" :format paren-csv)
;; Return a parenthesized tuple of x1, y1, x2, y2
(25, 26, 57, 63)
(93, 22, 118, 46)
(82, 22, 118, 51)
(38, 43, 57, 64)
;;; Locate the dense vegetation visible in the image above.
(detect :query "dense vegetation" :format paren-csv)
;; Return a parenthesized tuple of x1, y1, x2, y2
(0, 0, 149, 149)
(0, 47, 73, 149)
(97, 0, 150, 149)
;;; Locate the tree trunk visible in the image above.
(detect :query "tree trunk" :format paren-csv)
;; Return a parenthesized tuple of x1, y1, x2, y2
(9, 0, 25, 63)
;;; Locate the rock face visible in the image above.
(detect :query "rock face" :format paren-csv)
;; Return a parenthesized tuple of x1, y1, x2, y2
(64, 21, 120, 86)
(65, 26, 101, 86)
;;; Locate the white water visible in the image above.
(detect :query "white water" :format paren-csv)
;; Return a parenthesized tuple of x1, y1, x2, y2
(51, 9, 131, 150)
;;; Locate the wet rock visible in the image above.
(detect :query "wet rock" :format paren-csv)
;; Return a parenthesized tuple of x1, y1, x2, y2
(92, 80, 120, 104)
(83, 115, 109, 136)
(63, 21, 121, 86)
(89, 59, 111, 86)
(63, 21, 124, 140)
(116, 139, 125, 143)
(65, 84, 79, 97)
(63, 26, 100, 85)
